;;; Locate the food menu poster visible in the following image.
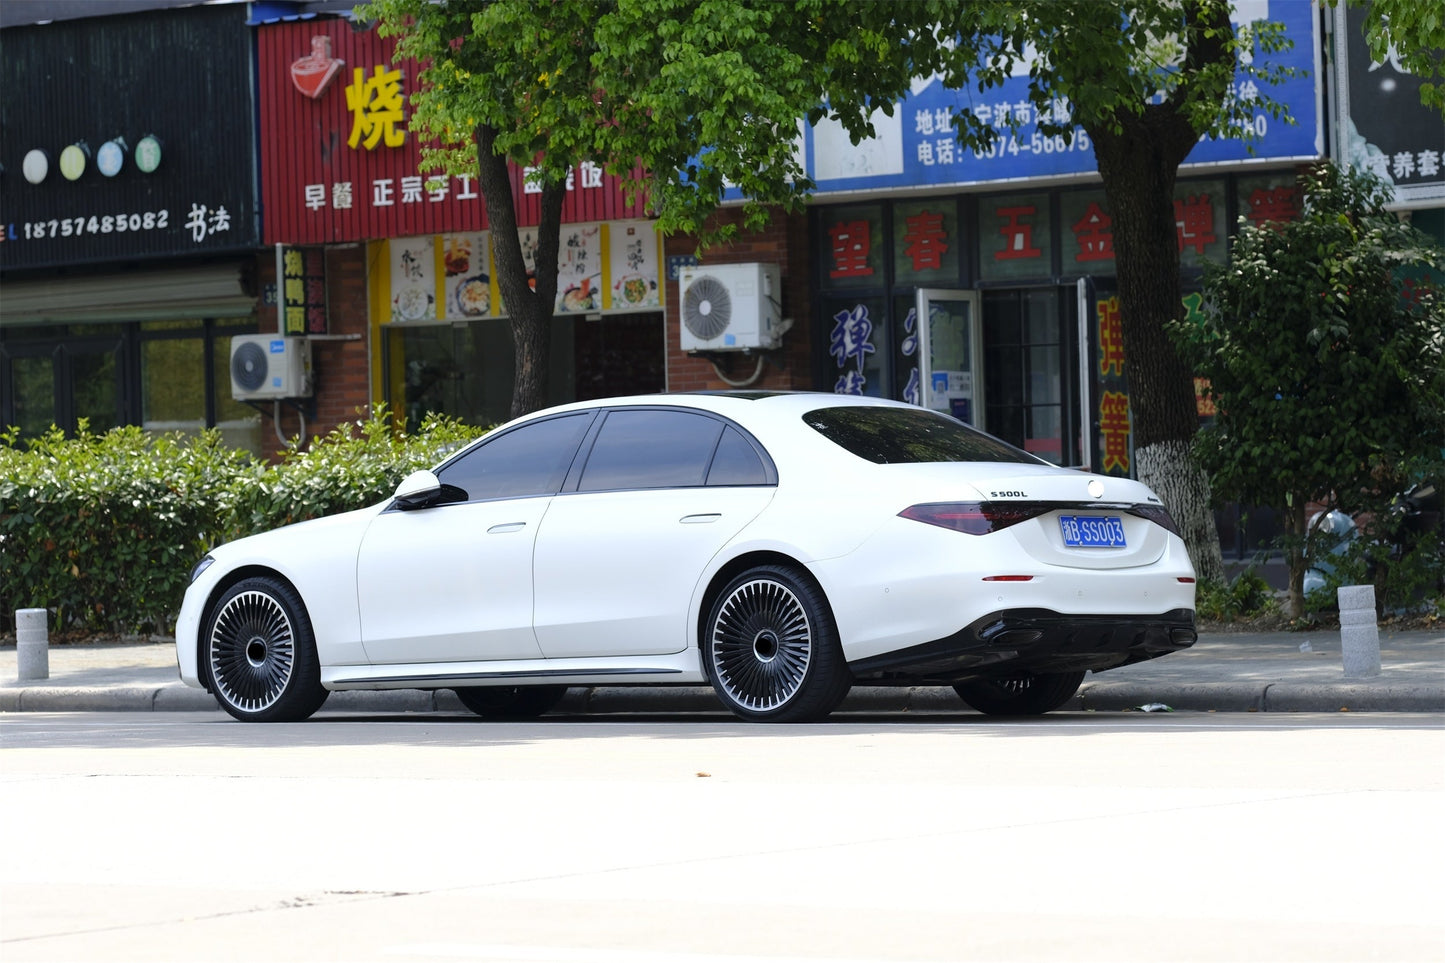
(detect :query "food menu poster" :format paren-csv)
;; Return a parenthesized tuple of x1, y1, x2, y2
(383, 219, 663, 323)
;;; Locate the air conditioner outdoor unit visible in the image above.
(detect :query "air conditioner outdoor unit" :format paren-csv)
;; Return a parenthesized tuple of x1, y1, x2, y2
(678, 262, 784, 352)
(229, 335, 313, 400)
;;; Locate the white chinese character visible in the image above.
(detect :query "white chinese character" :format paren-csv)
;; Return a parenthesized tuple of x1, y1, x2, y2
(400, 176, 424, 203)
(1419, 150, 1442, 178)
(427, 177, 449, 202)
(373, 178, 395, 206)
(1367, 154, 1392, 181)
(1011, 100, 1032, 125)
(208, 206, 231, 234)
(917, 140, 936, 165)
(333, 182, 353, 209)
(1392, 151, 1417, 180)
(994, 102, 1012, 124)
(1237, 80, 1260, 105)
(915, 110, 935, 136)
(934, 109, 951, 135)
(185, 204, 208, 243)
(523, 166, 542, 195)
(304, 184, 327, 210)
(455, 175, 478, 200)
(565, 168, 576, 191)
(579, 161, 603, 189)
(1051, 97, 1071, 124)
(974, 104, 993, 125)
(935, 138, 955, 165)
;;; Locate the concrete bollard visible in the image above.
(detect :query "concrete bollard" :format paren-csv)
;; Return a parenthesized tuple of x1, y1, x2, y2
(1337, 585, 1381, 679)
(15, 608, 50, 681)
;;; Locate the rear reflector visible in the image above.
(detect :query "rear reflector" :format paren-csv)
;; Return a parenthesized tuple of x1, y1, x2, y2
(1178, 577, 1196, 583)
(982, 575, 1034, 582)
(899, 502, 1048, 535)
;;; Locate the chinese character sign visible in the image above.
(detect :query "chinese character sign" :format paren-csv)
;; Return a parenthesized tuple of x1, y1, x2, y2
(345, 65, 406, 150)
(829, 302, 877, 395)
(1092, 294, 1132, 476)
(893, 200, 960, 286)
(820, 206, 884, 287)
(280, 246, 327, 335)
(979, 194, 1052, 282)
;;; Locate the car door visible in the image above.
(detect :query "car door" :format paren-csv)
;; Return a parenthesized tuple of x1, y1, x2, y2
(355, 411, 593, 665)
(532, 408, 776, 659)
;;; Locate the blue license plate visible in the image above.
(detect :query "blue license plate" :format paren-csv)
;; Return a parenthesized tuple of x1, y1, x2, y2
(1059, 515, 1127, 548)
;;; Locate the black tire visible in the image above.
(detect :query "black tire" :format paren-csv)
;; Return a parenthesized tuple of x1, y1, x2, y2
(204, 576, 328, 722)
(953, 670, 1085, 716)
(454, 685, 569, 720)
(703, 564, 852, 722)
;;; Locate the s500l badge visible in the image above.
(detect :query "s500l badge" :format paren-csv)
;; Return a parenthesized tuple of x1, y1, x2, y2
(990, 491, 1027, 498)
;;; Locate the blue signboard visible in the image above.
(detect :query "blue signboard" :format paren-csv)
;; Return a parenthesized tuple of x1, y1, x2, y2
(784, 0, 1320, 199)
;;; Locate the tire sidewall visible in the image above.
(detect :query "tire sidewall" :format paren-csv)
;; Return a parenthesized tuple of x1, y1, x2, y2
(703, 564, 850, 723)
(204, 576, 327, 723)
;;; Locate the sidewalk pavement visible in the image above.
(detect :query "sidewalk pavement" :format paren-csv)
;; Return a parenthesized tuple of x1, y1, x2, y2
(1, 628, 1442, 716)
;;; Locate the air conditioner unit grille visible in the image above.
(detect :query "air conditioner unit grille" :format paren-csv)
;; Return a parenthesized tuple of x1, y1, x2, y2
(682, 276, 733, 341)
(231, 341, 269, 392)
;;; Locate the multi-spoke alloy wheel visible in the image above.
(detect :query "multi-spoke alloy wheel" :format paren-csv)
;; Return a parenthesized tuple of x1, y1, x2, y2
(704, 564, 851, 722)
(204, 577, 327, 722)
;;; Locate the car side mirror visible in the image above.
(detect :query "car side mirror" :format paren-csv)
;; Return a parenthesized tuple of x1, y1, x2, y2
(393, 469, 442, 510)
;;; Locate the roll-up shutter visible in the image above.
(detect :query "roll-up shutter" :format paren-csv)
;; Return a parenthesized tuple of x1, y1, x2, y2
(0, 263, 254, 325)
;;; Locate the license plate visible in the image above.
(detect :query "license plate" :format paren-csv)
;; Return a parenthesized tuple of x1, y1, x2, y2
(1059, 515, 1127, 548)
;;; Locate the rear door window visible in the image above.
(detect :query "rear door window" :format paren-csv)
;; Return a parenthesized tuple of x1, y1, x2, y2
(578, 409, 724, 491)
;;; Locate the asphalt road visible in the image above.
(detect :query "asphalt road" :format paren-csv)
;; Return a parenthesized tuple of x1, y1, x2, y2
(3, 712, 1442, 963)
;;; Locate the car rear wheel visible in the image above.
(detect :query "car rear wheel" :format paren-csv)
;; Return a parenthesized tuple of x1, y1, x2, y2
(953, 670, 1085, 715)
(204, 576, 328, 723)
(454, 685, 569, 720)
(704, 564, 852, 723)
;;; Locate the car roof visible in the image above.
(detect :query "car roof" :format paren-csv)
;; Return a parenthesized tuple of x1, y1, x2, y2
(516, 390, 916, 423)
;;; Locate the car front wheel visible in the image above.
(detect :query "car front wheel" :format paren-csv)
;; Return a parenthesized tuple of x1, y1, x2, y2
(454, 685, 569, 720)
(204, 576, 328, 722)
(703, 564, 852, 723)
(952, 670, 1085, 715)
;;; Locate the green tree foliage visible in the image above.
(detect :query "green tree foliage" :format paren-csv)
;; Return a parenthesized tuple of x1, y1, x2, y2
(1358, 0, 1445, 111)
(1176, 163, 1445, 618)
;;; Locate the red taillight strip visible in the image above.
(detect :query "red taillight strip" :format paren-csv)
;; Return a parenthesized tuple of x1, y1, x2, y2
(898, 502, 1051, 535)
(982, 575, 1034, 582)
(1178, 577, 1196, 583)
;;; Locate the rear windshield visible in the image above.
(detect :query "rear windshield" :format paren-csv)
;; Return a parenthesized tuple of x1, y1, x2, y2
(804, 406, 1042, 465)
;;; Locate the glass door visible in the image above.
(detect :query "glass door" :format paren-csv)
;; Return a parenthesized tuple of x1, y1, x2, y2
(915, 289, 983, 427)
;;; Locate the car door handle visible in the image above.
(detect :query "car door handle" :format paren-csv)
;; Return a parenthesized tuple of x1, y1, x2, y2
(680, 514, 722, 524)
(487, 522, 527, 534)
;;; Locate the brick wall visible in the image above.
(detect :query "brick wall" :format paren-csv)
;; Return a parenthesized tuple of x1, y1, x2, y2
(662, 208, 818, 393)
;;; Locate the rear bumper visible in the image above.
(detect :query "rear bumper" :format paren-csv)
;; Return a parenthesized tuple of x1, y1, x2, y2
(848, 607, 1197, 683)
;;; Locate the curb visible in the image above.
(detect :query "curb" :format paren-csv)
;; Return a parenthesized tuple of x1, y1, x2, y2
(3, 682, 1442, 715)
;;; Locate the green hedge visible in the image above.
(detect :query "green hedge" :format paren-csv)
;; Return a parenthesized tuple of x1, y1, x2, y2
(0, 410, 483, 636)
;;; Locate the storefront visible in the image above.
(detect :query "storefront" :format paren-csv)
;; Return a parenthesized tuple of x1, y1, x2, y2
(0, 5, 266, 451)
(255, 16, 667, 433)
(801, 0, 1323, 487)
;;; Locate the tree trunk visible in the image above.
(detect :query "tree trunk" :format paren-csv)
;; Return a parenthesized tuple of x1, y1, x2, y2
(1283, 500, 1308, 620)
(475, 125, 568, 419)
(1080, 5, 1231, 587)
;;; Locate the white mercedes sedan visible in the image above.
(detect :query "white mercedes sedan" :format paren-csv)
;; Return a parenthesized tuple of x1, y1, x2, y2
(176, 392, 1197, 722)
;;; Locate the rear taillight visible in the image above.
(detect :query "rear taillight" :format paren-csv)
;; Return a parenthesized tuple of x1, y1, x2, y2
(1128, 504, 1181, 537)
(899, 502, 1049, 535)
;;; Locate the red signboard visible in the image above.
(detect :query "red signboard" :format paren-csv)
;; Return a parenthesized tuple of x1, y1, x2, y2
(257, 19, 650, 246)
